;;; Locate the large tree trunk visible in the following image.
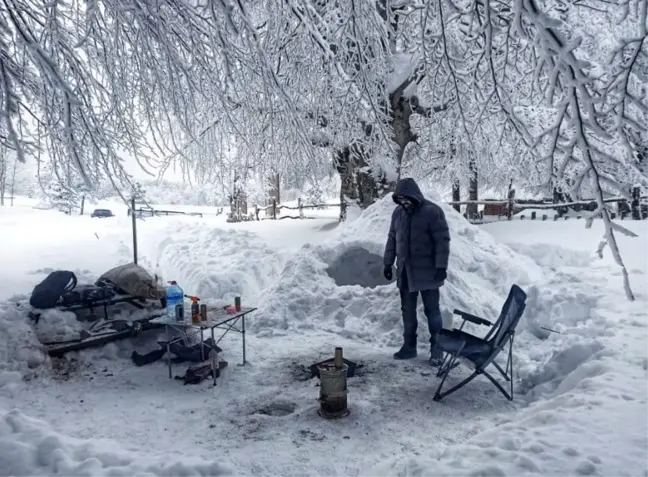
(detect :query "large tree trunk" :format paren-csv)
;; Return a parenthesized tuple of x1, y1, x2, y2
(267, 172, 280, 205)
(333, 89, 417, 219)
(391, 95, 417, 180)
(0, 150, 6, 206)
(334, 145, 393, 220)
(466, 155, 479, 219)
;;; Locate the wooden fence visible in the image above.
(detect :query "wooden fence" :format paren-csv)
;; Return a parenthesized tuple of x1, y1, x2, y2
(250, 198, 346, 221)
(128, 191, 647, 225)
(128, 207, 224, 218)
(450, 193, 648, 223)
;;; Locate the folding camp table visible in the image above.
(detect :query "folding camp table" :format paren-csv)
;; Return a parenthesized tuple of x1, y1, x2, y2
(151, 307, 257, 384)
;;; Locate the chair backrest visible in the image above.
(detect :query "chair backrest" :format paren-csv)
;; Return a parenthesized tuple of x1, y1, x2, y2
(486, 285, 527, 348)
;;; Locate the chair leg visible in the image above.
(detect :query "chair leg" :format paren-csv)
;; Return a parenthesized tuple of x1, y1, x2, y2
(435, 341, 466, 378)
(436, 361, 460, 378)
(493, 361, 510, 381)
(434, 371, 479, 401)
(482, 370, 513, 401)
(436, 353, 460, 378)
(509, 338, 514, 399)
(433, 343, 466, 401)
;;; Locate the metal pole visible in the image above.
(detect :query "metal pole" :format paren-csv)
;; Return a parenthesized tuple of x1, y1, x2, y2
(131, 197, 138, 265)
(241, 314, 246, 365)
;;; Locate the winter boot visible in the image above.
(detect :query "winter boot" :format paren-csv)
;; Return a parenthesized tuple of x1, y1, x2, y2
(393, 344, 417, 359)
(393, 336, 418, 360)
(429, 333, 444, 367)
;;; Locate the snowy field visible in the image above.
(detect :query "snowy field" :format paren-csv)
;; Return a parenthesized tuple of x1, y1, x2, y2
(0, 195, 646, 476)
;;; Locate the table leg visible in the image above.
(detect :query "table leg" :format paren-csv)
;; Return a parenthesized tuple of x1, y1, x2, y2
(242, 314, 246, 365)
(211, 327, 216, 386)
(200, 328, 205, 361)
(166, 325, 172, 379)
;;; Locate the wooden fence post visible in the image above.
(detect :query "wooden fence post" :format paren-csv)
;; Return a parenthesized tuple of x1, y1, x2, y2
(631, 186, 641, 220)
(531, 211, 536, 220)
(298, 198, 304, 219)
(507, 188, 515, 220)
(339, 200, 347, 222)
(272, 199, 277, 220)
(452, 181, 461, 213)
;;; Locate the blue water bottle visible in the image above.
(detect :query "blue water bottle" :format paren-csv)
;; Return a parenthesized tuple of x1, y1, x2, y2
(166, 281, 184, 321)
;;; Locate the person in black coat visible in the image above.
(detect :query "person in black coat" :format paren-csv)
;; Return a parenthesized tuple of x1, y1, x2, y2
(383, 178, 451, 364)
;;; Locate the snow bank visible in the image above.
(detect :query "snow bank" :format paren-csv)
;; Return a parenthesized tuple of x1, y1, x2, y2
(368, 341, 647, 477)
(255, 191, 544, 346)
(0, 408, 232, 476)
(143, 221, 287, 308)
(0, 300, 48, 392)
(1, 194, 646, 476)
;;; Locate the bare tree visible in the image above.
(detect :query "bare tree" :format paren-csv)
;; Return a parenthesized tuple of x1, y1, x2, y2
(1, 0, 645, 294)
(0, 0, 278, 200)
(0, 146, 6, 205)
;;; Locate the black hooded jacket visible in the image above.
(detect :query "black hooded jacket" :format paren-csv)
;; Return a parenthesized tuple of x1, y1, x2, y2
(383, 178, 451, 291)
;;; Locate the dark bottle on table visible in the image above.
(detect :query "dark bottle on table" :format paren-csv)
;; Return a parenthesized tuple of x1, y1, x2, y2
(190, 297, 201, 324)
(175, 303, 184, 322)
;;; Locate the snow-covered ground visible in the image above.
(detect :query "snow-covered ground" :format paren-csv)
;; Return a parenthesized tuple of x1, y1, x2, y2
(0, 194, 646, 476)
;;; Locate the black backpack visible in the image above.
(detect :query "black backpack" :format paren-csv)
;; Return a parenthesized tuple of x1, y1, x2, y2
(29, 271, 77, 309)
(60, 284, 116, 307)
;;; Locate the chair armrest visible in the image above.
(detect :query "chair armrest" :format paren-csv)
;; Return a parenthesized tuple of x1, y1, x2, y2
(453, 309, 492, 326)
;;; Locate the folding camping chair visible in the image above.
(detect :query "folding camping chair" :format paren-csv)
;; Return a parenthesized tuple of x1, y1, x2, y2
(432, 284, 527, 402)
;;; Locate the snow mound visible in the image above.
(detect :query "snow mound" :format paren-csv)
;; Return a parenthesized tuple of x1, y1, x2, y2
(518, 340, 609, 400)
(0, 300, 48, 388)
(0, 407, 232, 476)
(255, 192, 544, 346)
(149, 222, 286, 306)
(505, 243, 594, 269)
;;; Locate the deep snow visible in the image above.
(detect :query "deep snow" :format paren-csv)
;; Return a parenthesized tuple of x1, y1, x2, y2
(0, 195, 646, 476)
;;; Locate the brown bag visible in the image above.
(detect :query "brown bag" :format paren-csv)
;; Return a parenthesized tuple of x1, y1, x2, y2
(97, 263, 165, 299)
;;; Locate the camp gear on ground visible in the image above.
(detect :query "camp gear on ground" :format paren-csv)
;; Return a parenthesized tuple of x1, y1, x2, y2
(43, 316, 164, 357)
(61, 284, 116, 307)
(98, 263, 165, 300)
(175, 361, 228, 385)
(131, 338, 223, 367)
(29, 271, 77, 309)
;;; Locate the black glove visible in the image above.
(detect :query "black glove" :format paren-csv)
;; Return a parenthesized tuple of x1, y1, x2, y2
(383, 266, 393, 281)
(434, 268, 447, 281)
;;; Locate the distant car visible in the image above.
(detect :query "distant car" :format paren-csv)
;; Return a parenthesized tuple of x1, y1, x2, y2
(90, 208, 114, 218)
